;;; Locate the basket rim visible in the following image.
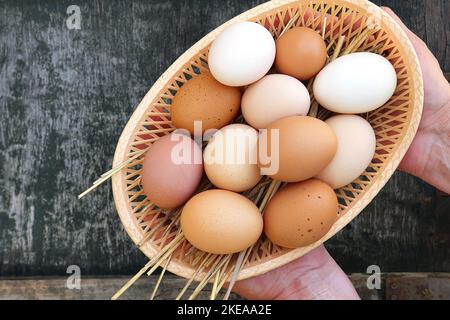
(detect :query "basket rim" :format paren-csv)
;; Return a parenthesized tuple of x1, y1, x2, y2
(112, 0, 424, 281)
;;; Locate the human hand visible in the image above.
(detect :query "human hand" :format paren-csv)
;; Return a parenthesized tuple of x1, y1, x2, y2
(233, 245, 359, 300)
(382, 8, 450, 194)
(234, 7, 450, 301)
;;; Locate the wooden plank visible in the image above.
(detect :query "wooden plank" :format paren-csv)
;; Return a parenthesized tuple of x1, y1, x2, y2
(424, 0, 450, 72)
(0, 276, 240, 300)
(386, 274, 450, 300)
(1, 274, 449, 300)
(0, 0, 449, 278)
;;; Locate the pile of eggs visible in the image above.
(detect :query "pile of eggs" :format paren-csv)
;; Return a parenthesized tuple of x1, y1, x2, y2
(141, 22, 397, 255)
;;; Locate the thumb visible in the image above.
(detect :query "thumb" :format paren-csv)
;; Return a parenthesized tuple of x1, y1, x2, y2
(233, 245, 359, 300)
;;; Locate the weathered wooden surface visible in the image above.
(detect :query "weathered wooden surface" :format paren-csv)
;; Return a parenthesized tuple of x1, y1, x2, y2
(1, 273, 450, 300)
(0, 0, 449, 281)
(0, 276, 241, 300)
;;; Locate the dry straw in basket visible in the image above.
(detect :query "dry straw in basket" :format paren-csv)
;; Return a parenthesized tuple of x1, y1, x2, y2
(80, 0, 423, 300)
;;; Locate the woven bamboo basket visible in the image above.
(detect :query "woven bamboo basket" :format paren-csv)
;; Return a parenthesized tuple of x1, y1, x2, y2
(111, 0, 423, 286)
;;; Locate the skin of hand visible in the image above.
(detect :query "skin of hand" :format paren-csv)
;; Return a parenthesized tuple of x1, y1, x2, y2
(233, 245, 359, 300)
(382, 8, 450, 194)
(234, 7, 450, 300)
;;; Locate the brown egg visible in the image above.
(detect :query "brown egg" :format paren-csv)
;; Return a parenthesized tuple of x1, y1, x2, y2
(264, 179, 339, 248)
(258, 116, 337, 182)
(171, 72, 242, 135)
(275, 27, 327, 80)
(181, 189, 263, 254)
(141, 133, 203, 209)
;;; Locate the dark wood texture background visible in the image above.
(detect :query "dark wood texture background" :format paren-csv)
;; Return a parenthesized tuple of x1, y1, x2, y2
(0, 0, 449, 278)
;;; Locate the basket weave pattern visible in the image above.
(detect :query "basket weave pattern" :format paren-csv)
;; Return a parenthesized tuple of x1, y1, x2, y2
(112, 0, 423, 280)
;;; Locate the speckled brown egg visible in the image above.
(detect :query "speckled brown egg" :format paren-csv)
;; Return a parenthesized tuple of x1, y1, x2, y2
(275, 27, 327, 80)
(264, 179, 339, 248)
(258, 116, 337, 182)
(171, 72, 242, 135)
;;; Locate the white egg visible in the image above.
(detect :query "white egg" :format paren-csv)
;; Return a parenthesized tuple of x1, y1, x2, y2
(208, 22, 276, 87)
(316, 115, 376, 189)
(313, 52, 397, 113)
(203, 124, 261, 192)
(242, 74, 311, 129)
